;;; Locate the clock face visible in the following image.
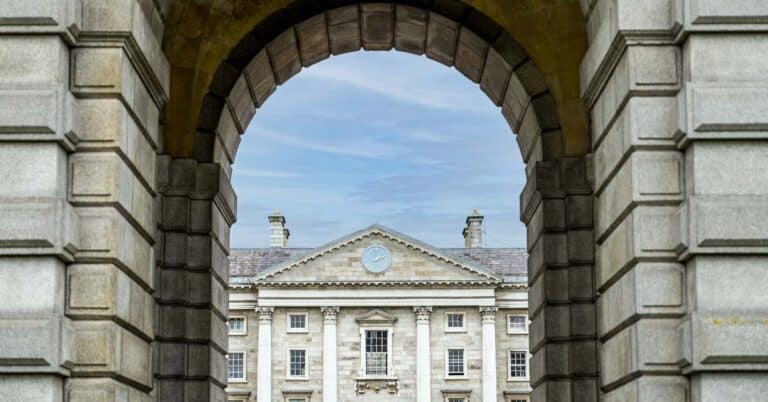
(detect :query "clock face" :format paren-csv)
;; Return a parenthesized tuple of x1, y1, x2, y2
(361, 244, 392, 273)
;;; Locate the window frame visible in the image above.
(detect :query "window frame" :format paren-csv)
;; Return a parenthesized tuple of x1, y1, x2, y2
(444, 311, 467, 332)
(507, 349, 529, 381)
(285, 398, 308, 402)
(507, 398, 529, 402)
(359, 327, 393, 378)
(286, 312, 309, 333)
(286, 347, 309, 380)
(506, 314, 528, 334)
(226, 351, 247, 383)
(227, 316, 247, 335)
(444, 394, 470, 402)
(444, 347, 468, 379)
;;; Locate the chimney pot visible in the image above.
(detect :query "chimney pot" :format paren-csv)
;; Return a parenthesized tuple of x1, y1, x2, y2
(462, 209, 484, 248)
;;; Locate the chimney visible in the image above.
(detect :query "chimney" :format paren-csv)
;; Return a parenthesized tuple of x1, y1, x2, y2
(462, 209, 484, 248)
(268, 211, 290, 247)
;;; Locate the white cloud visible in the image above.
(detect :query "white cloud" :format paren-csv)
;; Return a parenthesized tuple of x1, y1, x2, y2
(248, 126, 406, 159)
(234, 168, 304, 179)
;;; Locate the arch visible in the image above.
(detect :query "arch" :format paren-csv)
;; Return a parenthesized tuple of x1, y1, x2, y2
(194, 2, 564, 179)
(161, 0, 589, 158)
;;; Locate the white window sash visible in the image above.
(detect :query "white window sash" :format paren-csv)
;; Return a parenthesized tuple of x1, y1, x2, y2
(444, 312, 466, 332)
(506, 314, 529, 334)
(444, 347, 467, 378)
(507, 349, 529, 381)
(228, 316, 247, 335)
(227, 351, 247, 382)
(359, 327, 393, 378)
(286, 348, 308, 379)
(286, 312, 309, 333)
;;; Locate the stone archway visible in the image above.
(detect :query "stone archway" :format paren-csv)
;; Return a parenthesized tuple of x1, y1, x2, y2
(1, 1, 767, 402)
(158, 2, 597, 402)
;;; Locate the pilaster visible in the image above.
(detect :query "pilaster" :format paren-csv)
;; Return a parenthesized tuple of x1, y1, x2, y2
(480, 307, 498, 402)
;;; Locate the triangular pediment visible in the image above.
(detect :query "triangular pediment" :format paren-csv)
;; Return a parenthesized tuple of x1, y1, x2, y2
(253, 225, 499, 285)
(355, 309, 397, 325)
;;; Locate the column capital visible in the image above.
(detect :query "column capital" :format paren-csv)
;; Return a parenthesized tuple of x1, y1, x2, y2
(479, 307, 498, 323)
(321, 306, 340, 323)
(256, 307, 274, 322)
(413, 306, 433, 323)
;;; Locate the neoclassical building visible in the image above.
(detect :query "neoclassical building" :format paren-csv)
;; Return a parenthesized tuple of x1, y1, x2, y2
(226, 212, 530, 402)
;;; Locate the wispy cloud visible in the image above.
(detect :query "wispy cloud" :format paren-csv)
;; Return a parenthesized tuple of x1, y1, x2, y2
(235, 168, 304, 179)
(249, 126, 405, 159)
(302, 58, 494, 114)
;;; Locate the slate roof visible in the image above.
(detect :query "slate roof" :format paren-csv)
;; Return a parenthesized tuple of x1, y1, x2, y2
(229, 239, 528, 284)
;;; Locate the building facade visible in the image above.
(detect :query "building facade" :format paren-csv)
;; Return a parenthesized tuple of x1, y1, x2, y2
(226, 212, 531, 402)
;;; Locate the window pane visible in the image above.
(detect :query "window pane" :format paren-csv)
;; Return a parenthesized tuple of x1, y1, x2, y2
(365, 330, 388, 375)
(227, 352, 244, 380)
(509, 315, 526, 331)
(228, 317, 244, 332)
(447, 313, 464, 328)
(509, 351, 527, 378)
(447, 348, 465, 376)
(290, 314, 306, 329)
(289, 349, 306, 377)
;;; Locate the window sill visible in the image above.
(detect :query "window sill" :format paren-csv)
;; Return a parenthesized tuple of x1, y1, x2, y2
(507, 331, 528, 335)
(507, 378, 529, 382)
(228, 332, 247, 336)
(444, 375, 468, 380)
(228, 379, 247, 383)
(286, 377, 309, 381)
(286, 329, 309, 334)
(444, 328, 467, 333)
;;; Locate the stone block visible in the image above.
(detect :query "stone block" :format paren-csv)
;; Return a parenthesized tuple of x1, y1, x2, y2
(515, 59, 548, 97)
(0, 375, 63, 402)
(70, 152, 155, 238)
(394, 5, 427, 54)
(530, 379, 571, 402)
(687, 256, 768, 313)
(568, 229, 594, 264)
(528, 233, 568, 282)
(567, 195, 593, 229)
(571, 339, 598, 375)
(454, 26, 488, 83)
(266, 28, 302, 85)
(76, 207, 154, 289)
(685, 33, 768, 83)
(530, 93, 560, 131)
(361, 3, 393, 50)
(0, 0, 80, 41)
(71, 321, 152, 387)
(0, 198, 78, 261)
(530, 305, 570, 350)
(598, 262, 684, 338)
(225, 74, 255, 133)
(677, 85, 768, 146)
(680, 312, 768, 373)
(595, 150, 684, 241)
(593, 96, 678, 187)
(0, 36, 69, 85)
(80, 0, 170, 99)
(0, 314, 72, 374)
(526, 198, 566, 249)
(425, 12, 459, 66)
(690, 372, 768, 402)
(678, 195, 768, 257)
(501, 73, 530, 133)
(215, 108, 240, 163)
(66, 377, 153, 402)
(531, 342, 569, 383)
(687, 141, 768, 196)
(0, 142, 67, 198)
(516, 105, 542, 161)
(0, 257, 65, 315)
(162, 196, 188, 231)
(569, 264, 594, 302)
(681, 0, 768, 30)
(296, 13, 329, 67)
(595, 206, 679, 289)
(589, 45, 679, 129)
(603, 376, 688, 402)
(243, 50, 276, 107)
(72, 47, 160, 144)
(67, 264, 154, 338)
(327, 5, 361, 55)
(480, 47, 512, 105)
(528, 269, 569, 316)
(77, 98, 157, 183)
(0, 87, 78, 150)
(600, 319, 680, 388)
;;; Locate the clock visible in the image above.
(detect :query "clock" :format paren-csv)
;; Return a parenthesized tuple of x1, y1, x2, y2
(361, 244, 392, 273)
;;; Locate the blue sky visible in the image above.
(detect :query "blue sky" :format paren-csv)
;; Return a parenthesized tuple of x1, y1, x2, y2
(231, 51, 526, 248)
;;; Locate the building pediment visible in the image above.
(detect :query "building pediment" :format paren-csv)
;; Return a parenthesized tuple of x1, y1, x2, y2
(253, 225, 500, 286)
(355, 309, 398, 325)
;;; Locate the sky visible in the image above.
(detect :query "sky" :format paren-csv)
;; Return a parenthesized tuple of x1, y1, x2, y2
(230, 51, 526, 248)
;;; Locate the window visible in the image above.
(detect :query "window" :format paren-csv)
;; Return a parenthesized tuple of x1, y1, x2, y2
(447, 398, 468, 402)
(287, 349, 307, 379)
(364, 330, 389, 376)
(228, 316, 246, 335)
(446, 348, 466, 377)
(227, 352, 245, 382)
(507, 314, 528, 334)
(508, 350, 528, 380)
(445, 312, 466, 332)
(287, 313, 308, 333)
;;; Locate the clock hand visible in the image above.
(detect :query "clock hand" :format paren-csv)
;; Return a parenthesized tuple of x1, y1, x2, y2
(373, 255, 385, 262)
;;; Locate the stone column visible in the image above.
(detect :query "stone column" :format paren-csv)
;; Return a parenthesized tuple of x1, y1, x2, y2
(321, 307, 340, 402)
(414, 307, 432, 402)
(257, 307, 274, 402)
(480, 307, 498, 402)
